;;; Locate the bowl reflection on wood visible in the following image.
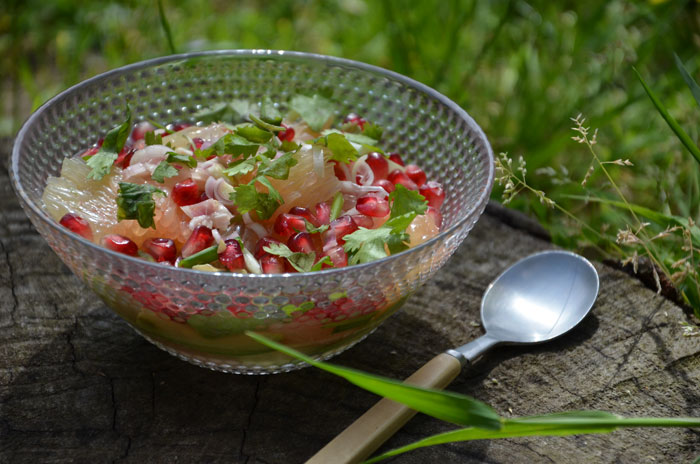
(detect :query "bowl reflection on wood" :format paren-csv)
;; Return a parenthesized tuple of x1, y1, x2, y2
(10, 50, 494, 374)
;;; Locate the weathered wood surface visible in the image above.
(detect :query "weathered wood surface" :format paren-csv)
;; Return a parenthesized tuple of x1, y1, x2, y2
(2, 144, 700, 462)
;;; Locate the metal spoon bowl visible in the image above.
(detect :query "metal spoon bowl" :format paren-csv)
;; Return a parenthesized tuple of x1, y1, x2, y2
(307, 250, 600, 464)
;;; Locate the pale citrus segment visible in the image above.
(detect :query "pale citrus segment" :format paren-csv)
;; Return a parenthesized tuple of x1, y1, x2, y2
(162, 123, 230, 149)
(406, 213, 440, 246)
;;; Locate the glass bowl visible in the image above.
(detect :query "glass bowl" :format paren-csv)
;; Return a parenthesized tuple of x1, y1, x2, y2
(10, 50, 494, 374)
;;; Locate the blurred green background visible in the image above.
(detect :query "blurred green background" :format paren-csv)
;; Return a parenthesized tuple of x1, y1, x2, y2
(4, 0, 700, 305)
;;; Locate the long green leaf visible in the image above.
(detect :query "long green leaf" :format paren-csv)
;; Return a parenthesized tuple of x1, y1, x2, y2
(634, 67, 700, 165)
(674, 53, 700, 109)
(245, 332, 502, 429)
(367, 411, 700, 463)
(157, 0, 177, 54)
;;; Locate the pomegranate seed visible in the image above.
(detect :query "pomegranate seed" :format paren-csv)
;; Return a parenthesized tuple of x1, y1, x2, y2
(254, 236, 283, 259)
(181, 226, 214, 258)
(388, 152, 405, 166)
(171, 123, 191, 132)
(131, 121, 155, 141)
(332, 160, 348, 181)
(278, 124, 295, 142)
(356, 196, 390, 218)
(102, 234, 138, 256)
(81, 146, 100, 159)
(289, 206, 318, 227)
(366, 152, 389, 179)
(288, 232, 316, 254)
(315, 202, 331, 225)
(419, 181, 445, 209)
(373, 179, 395, 194)
(59, 213, 93, 240)
(329, 215, 358, 245)
(261, 254, 285, 274)
(274, 213, 307, 239)
(115, 145, 136, 168)
(426, 206, 443, 229)
(351, 213, 374, 228)
(388, 170, 418, 190)
(219, 239, 245, 271)
(405, 164, 427, 187)
(172, 179, 201, 207)
(192, 137, 205, 149)
(343, 113, 366, 129)
(323, 245, 348, 268)
(143, 238, 177, 264)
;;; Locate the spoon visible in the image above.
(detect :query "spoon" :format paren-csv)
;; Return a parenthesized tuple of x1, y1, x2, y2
(306, 250, 599, 464)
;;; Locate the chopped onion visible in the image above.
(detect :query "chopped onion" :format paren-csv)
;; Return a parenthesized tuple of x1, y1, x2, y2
(312, 145, 325, 178)
(242, 247, 262, 274)
(339, 180, 388, 198)
(351, 155, 374, 186)
(205, 177, 234, 206)
(129, 144, 170, 166)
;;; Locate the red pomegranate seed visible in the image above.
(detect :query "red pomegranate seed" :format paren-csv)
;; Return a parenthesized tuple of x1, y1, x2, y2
(373, 179, 395, 194)
(356, 196, 390, 218)
(171, 123, 191, 132)
(261, 254, 285, 274)
(172, 179, 201, 207)
(59, 213, 93, 240)
(255, 236, 283, 259)
(274, 213, 307, 239)
(419, 181, 445, 209)
(366, 152, 389, 179)
(405, 164, 427, 187)
(102, 234, 138, 256)
(143, 238, 177, 264)
(192, 137, 205, 149)
(219, 239, 245, 272)
(278, 124, 295, 142)
(288, 232, 315, 254)
(289, 206, 318, 227)
(329, 215, 358, 245)
(332, 160, 348, 180)
(388, 152, 405, 166)
(388, 170, 418, 191)
(351, 213, 374, 228)
(322, 245, 348, 268)
(343, 113, 366, 129)
(426, 206, 443, 228)
(181, 226, 214, 258)
(80, 146, 100, 159)
(315, 201, 331, 225)
(115, 145, 136, 168)
(131, 122, 155, 141)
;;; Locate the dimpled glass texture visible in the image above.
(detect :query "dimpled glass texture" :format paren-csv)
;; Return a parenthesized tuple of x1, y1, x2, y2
(11, 51, 494, 374)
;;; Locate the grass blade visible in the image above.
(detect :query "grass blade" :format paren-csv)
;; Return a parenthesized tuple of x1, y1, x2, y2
(674, 53, 700, 109)
(245, 332, 501, 429)
(157, 0, 177, 55)
(634, 67, 700, 165)
(367, 411, 700, 463)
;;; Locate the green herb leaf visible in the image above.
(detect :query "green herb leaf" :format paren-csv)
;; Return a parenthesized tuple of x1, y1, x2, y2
(343, 226, 392, 265)
(390, 184, 428, 219)
(261, 96, 283, 125)
(166, 152, 197, 168)
(194, 102, 233, 124)
(311, 255, 332, 271)
(280, 140, 300, 152)
(178, 244, 219, 268)
(145, 131, 163, 146)
(250, 113, 285, 132)
(245, 332, 502, 429)
(198, 133, 260, 159)
(236, 123, 273, 143)
(314, 132, 359, 164)
(116, 182, 164, 229)
(87, 106, 132, 180)
(289, 94, 336, 131)
(254, 176, 283, 203)
(231, 183, 281, 220)
(362, 122, 384, 141)
(151, 160, 179, 183)
(231, 99, 258, 120)
(257, 152, 298, 180)
(223, 158, 257, 177)
(305, 220, 329, 234)
(263, 242, 318, 273)
(330, 191, 344, 222)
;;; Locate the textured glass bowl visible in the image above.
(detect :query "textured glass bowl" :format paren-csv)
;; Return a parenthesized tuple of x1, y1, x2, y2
(11, 50, 494, 374)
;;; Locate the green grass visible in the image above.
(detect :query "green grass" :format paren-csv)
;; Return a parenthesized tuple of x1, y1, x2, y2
(4, 0, 700, 310)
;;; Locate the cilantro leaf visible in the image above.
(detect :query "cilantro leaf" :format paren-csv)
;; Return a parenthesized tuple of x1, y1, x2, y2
(362, 122, 384, 141)
(263, 243, 319, 273)
(305, 220, 329, 234)
(289, 94, 336, 131)
(151, 161, 179, 183)
(343, 227, 392, 265)
(230, 183, 280, 220)
(87, 106, 132, 180)
(280, 140, 300, 152)
(389, 184, 428, 219)
(166, 152, 197, 168)
(314, 132, 359, 164)
(223, 158, 257, 177)
(311, 256, 332, 271)
(194, 102, 233, 124)
(198, 133, 259, 159)
(236, 124, 273, 143)
(257, 152, 298, 180)
(145, 131, 163, 146)
(261, 96, 283, 126)
(116, 182, 165, 229)
(254, 176, 283, 203)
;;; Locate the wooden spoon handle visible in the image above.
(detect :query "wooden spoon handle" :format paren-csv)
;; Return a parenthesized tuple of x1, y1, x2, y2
(305, 352, 462, 464)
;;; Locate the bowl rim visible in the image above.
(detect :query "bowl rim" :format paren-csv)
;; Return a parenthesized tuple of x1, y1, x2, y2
(11, 49, 494, 279)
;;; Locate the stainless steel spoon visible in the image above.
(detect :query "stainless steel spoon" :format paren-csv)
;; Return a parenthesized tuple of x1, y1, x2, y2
(306, 250, 600, 464)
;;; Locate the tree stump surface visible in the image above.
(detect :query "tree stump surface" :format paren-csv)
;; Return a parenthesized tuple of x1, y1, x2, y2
(2, 138, 699, 463)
